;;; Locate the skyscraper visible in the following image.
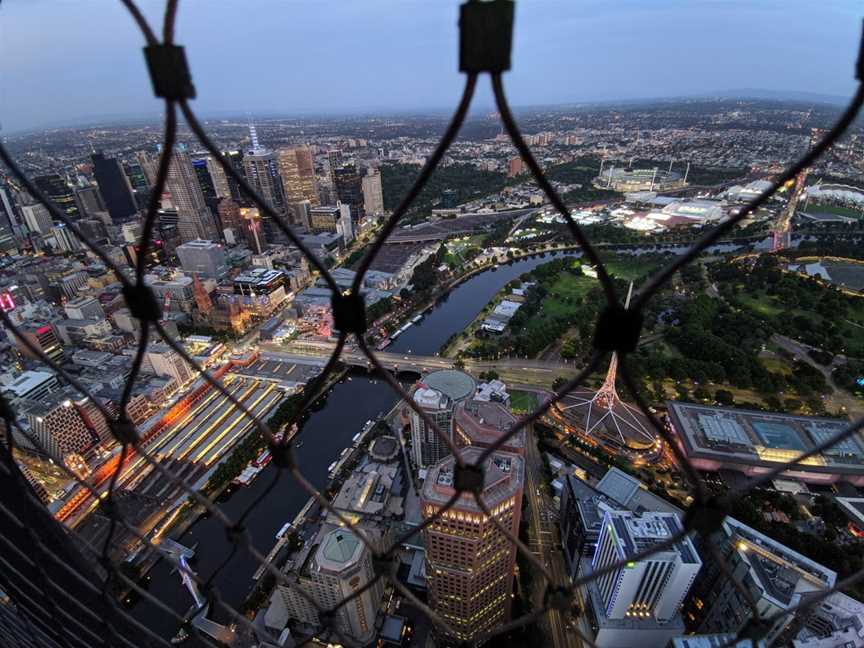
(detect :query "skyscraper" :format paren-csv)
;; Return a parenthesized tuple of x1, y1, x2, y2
(163, 150, 219, 243)
(73, 186, 105, 219)
(278, 147, 319, 205)
(192, 157, 219, 216)
(406, 370, 476, 470)
(91, 152, 137, 221)
(277, 527, 383, 644)
(21, 203, 53, 235)
(333, 165, 365, 223)
(205, 155, 231, 199)
(243, 127, 286, 243)
(33, 174, 78, 220)
(361, 168, 385, 219)
(592, 510, 701, 623)
(217, 197, 242, 238)
(422, 447, 525, 644)
(684, 516, 837, 645)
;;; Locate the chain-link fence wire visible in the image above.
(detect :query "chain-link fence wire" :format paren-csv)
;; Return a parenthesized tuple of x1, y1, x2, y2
(0, 1, 863, 647)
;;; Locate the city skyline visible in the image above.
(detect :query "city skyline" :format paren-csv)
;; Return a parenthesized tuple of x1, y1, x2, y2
(0, 0, 861, 134)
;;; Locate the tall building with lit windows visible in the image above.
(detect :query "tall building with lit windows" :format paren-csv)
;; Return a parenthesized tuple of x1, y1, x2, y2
(278, 147, 318, 205)
(421, 446, 525, 644)
(163, 150, 218, 242)
(592, 510, 701, 623)
(276, 526, 383, 644)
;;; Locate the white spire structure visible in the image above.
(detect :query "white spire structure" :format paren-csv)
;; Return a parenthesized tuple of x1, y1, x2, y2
(248, 119, 263, 153)
(557, 283, 656, 448)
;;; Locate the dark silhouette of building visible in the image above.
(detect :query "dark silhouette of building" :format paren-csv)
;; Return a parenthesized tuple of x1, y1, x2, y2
(334, 165, 365, 223)
(33, 174, 78, 220)
(91, 152, 137, 222)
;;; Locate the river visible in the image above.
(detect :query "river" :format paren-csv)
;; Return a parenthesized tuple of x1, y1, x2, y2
(129, 240, 760, 635)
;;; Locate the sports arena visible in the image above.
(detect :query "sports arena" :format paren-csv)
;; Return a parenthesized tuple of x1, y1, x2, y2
(595, 166, 687, 192)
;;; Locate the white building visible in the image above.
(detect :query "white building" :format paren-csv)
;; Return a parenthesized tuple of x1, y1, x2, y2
(175, 239, 228, 279)
(336, 202, 354, 245)
(361, 169, 384, 218)
(593, 510, 701, 623)
(276, 527, 383, 644)
(64, 296, 105, 321)
(409, 386, 453, 469)
(144, 344, 194, 386)
(21, 203, 52, 235)
(793, 591, 864, 648)
(687, 517, 837, 645)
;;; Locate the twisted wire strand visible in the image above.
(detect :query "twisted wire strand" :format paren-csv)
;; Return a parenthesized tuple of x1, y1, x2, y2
(490, 72, 618, 306)
(350, 73, 478, 294)
(178, 99, 340, 293)
(634, 80, 864, 310)
(1, 2, 862, 646)
(356, 336, 466, 467)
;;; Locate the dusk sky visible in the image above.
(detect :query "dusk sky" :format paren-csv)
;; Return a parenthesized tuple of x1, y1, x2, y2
(0, 0, 861, 133)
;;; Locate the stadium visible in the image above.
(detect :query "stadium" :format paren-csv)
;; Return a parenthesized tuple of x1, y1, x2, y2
(667, 401, 864, 485)
(595, 166, 687, 192)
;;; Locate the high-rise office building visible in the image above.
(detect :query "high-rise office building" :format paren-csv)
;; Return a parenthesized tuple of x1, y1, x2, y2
(278, 147, 319, 205)
(33, 174, 78, 220)
(12, 323, 63, 363)
(145, 344, 195, 386)
(192, 157, 220, 217)
(217, 197, 242, 236)
(406, 370, 476, 470)
(243, 131, 285, 243)
(50, 223, 82, 253)
(91, 152, 137, 221)
(0, 183, 24, 248)
(205, 155, 231, 199)
(20, 203, 53, 236)
(422, 446, 525, 644)
(684, 516, 837, 645)
(64, 297, 105, 321)
(337, 203, 354, 245)
(333, 165, 365, 223)
(20, 392, 100, 459)
(73, 186, 105, 219)
(308, 205, 340, 233)
(136, 150, 159, 187)
(327, 149, 343, 187)
(592, 510, 701, 623)
(361, 168, 385, 218)
(176, 239, 228, 279)
(223, 150, 246, 203)
(163, 150, 219, 243)
(277, 527, 383, 644)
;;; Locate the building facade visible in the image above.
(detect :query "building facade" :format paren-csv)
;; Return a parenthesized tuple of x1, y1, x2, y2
(421, 447, 525, 644)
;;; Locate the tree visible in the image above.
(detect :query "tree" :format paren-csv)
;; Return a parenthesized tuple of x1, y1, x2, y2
(715, 389, 735, 406)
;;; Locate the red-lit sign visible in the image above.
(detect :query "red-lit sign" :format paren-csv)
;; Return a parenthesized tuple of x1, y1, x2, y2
(0, 292, 14, 312)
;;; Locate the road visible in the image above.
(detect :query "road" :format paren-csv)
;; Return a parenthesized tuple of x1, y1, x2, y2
(523, 423, 581, 648)
(262, 340, 584, 380)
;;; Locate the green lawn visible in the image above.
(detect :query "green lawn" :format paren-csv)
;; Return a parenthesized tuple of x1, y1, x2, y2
(510, 390, 539, 413)
(802, 203, 864, 219)
(594, 252, 665, 282)
(543, 273, 595, 317)
(736, 292, 785, 317)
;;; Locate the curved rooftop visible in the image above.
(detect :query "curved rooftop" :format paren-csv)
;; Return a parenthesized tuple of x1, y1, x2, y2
(422, 370, 476, 403)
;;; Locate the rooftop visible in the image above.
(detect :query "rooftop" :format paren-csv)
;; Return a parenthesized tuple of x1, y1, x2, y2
(668, 401, 863, 477)
(421, 447, 524, 512)
(422, 369, 476, 403)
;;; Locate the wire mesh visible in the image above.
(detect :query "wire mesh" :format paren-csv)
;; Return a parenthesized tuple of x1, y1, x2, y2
(0, 2, 862, 648)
